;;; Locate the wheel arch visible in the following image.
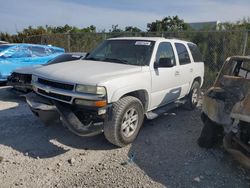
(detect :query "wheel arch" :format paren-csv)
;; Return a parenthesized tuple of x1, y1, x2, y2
(193, 76, 202, 85)
(111, 89, 149, 113)
(188, 76, 202, 93)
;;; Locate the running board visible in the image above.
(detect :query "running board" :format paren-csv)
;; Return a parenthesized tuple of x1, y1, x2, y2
(146, 99, 186, 120)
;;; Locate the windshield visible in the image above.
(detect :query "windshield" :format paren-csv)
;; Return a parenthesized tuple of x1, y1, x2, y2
(0, 45, 12, 52)
(85, 40, 155, 66)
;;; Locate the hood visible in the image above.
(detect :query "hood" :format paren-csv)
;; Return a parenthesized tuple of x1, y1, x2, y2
(33, 60, 142, 85)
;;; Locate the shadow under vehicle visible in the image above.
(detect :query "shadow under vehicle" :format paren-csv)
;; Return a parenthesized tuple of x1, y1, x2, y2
(198, 56, 250, 168)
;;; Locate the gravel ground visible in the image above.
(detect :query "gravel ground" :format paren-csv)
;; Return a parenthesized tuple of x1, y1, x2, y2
(0, 86, 249, 188)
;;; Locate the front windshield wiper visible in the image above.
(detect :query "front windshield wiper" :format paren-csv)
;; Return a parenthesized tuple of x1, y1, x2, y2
(102, 58, 128, 64)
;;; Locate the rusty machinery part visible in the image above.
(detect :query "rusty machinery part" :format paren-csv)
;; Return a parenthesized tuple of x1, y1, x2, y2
(223, 133, 250, 169)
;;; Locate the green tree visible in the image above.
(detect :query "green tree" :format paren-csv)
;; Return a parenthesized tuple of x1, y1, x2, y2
(109, 25, 123, 32)
(125, 26, 141, 32)
(147, 16, 189, 32)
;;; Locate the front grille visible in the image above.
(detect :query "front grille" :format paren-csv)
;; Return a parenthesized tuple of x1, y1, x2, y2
(10, 73, 32, 83)
(38, 78, 74, 91)
(38, 88, 72, 102)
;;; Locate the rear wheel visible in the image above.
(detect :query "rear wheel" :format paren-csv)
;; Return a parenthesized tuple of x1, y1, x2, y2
(104, 96, 144, 147)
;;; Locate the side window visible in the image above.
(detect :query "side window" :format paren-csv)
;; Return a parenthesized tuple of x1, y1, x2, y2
(187, 43, 203, 62)
(28, 46, 47, 57)
(155, 42, 176, 65)
(175, 43, 191, 65)
(237, 61, 250, 79)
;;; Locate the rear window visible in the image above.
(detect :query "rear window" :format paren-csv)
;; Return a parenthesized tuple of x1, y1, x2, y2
(187, 43, 203, 62)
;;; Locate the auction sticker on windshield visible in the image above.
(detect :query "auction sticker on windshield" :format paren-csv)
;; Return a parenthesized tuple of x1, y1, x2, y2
(135, 41, 151, 46)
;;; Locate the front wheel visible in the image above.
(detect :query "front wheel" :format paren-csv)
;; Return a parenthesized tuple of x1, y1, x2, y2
(104, 96, 144, 147)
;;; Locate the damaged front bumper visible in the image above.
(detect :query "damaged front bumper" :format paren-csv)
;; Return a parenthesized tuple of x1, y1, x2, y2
(26, 92, 111, 136)
(7, 73, 32, 92)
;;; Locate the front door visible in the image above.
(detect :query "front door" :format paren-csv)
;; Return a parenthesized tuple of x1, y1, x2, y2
(150, 42, 181, 109)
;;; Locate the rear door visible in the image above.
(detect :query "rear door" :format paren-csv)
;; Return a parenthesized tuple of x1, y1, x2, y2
(174, 43, 193, 97)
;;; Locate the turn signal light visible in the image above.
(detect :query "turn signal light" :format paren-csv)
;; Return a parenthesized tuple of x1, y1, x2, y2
(75, 99, 107, 107)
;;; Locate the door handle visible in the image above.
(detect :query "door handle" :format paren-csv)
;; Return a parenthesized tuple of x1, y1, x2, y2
(190, 68, 193, 72)
(175, 71, 180, 76)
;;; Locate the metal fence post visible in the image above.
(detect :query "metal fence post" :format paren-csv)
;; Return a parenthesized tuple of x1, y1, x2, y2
(40, 35, 43, 44)
(242, 30, 248, 55)
(67, 34, 71, 52)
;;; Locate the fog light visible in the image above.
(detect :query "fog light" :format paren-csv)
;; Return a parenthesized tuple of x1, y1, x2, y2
(98, 108, 107, 115)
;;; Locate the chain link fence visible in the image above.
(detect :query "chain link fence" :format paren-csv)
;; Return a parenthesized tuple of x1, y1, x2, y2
(23, 30, 250, 89)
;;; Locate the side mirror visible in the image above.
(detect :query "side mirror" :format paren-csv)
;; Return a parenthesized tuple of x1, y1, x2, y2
(154, 58, 174, 68)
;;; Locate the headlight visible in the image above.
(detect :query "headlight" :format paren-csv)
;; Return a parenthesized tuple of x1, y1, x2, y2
(76, 85, 106, 95)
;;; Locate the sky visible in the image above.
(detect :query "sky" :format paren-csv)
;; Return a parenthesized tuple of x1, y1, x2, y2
(0, 0, 249, 33)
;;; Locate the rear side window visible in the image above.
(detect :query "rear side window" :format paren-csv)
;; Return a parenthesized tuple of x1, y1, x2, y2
(187, 43, 203, 62)
(175, 43, 191, 65)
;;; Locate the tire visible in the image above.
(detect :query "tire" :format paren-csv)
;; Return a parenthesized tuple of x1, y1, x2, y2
(197, 118, 224, 148)
(184, 81, 201, 110)
(104, 96, 144, 147)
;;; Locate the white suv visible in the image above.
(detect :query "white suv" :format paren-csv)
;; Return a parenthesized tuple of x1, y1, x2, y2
(26, 37, 204, 147)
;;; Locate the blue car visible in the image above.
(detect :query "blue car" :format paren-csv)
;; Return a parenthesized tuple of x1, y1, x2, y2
(0, 43, 65, 82)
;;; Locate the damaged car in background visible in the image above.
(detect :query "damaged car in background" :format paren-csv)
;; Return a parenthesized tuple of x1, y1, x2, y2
(0, 43, 64, 83)
(198, 56, 250, 168)
(26, 37, 204, 147)
(7, 52, 86, 92)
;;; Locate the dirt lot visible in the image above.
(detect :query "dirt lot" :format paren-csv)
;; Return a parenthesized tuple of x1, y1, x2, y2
(0, 86, 249, 188)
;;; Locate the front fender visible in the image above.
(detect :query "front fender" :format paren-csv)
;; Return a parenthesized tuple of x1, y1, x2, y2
(110, 86, 149, 103)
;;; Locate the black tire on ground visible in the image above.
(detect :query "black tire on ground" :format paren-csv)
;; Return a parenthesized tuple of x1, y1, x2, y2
(197, 118, 224, 148)
(104, 96, 144, 147)
(184, 81, 201, 110)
